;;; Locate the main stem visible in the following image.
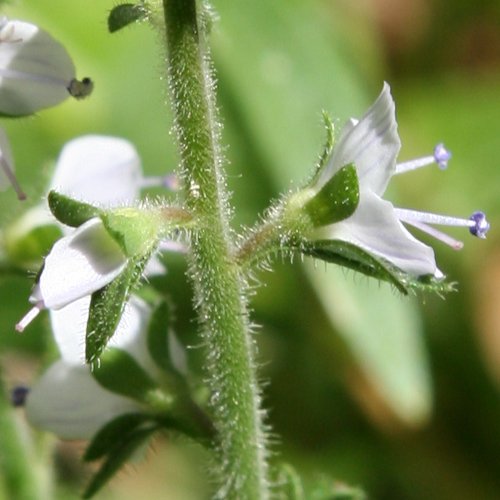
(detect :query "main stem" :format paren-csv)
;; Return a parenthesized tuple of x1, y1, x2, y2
(162, 1, 269, 498)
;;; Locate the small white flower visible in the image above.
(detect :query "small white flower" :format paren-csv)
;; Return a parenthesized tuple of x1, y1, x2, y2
(311, 83, 489, 277)
(25, 297, 155, 439)
(16, 217, 127, 332)
(0, 17, 92, 116)
(15, 135, 169, 331)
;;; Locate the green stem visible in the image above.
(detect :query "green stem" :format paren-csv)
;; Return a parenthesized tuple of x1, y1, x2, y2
(0, 371, 49, 500)
(162, 1, 269, 498)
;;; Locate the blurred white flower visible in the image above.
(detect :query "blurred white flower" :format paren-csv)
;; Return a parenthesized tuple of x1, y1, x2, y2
(25, 297, 154, 439)
(0, 17, 92, 116)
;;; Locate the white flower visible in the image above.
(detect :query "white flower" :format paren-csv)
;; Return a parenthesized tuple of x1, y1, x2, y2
(16, 217, 127, 332)
(25, 297, 155, 439)
(311, 83, 489, 277)
(0, 17, 92, 116)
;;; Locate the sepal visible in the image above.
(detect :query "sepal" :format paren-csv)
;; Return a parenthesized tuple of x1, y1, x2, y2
(48, 190, 102, 227)
(108, 3, 148, 33)
(83, 413, 159, 499)
(92, 348, 167, 408)
(301, 239, 455, 295)
(310, 110, 335, 183)
(147, 300, 187, 376)
(100, 208, 161, 257)
(86, 256, 149, 364)
(303, 163, 359, 227)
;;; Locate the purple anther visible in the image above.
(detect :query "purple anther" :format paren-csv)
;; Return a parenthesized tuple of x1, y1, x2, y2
(11, 386, 29, 407)
(469, 211, 490, 239)
(434, 143, 451, 170)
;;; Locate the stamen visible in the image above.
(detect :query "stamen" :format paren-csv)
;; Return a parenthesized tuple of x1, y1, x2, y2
(469, 211, 489, 239)
(67, 77, 94, 99)
(159, 240, 188, 254)
(140, 174, 180, 191)
(15, 302, 44, 332)
(402, 219, 464, 250)
(0, 156, 26, 200)
(395, 208, 475, 228)
(11, 386, 29, 407)
(395, 143, 451, 174)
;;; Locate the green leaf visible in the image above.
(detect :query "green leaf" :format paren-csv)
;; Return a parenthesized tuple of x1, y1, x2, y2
(108, 3, 147, 33)
(304, 164, 359, 227)
(86, 256, 148, 365)
(92, 348, 162, 405)
(147, 300, 179, 374)
(48, 190, 102, 227)
(306, 261, 434, 426)
(83, 425, 157, 499)
(84, 412, 157, 461)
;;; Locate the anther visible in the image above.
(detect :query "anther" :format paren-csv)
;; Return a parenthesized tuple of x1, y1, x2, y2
(15, 302, 44, 332)
(433, 143, 451, 170)
(11, 386, 29, 407)
(395, 143, 451, 174)
(469, 211, 489, 239)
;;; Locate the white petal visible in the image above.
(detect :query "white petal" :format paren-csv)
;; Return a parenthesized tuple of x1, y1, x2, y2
(50, 295, 156, 375)
(50, 296, 90, 364)
(322, 190, 438, 277)
(50, 135, 142, 207)
(39, 218, 126, 309)
(318, 83, 401, 196)
(0, 19, 75, 115)
(26, 360, 139, 440)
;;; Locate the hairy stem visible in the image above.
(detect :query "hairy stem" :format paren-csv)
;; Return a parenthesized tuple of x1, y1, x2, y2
(162, 1, 269, 498)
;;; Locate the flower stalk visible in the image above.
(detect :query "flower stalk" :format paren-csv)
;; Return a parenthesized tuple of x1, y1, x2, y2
(162, 0, 269, 498)
(0, 371, 48, 500)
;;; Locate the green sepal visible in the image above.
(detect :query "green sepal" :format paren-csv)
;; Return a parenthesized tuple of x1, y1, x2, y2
(304, 164, 359, 227)
(48, 190, 102, 227)
(147, 300, 182, 375)
(4, 224, 61, 270)
(84, 412, 158, 461)
(310, 111, 335, 183)
(100, 208, 161, 258)
(86, 256, 148, 365)
(275, 463, 305, 500)
(301, 239, 455, 295)
(92, 348, 167, 407)
(83, 421, 158, 499)
(311, 477, 367, 500)
(108, 3, 148, 33)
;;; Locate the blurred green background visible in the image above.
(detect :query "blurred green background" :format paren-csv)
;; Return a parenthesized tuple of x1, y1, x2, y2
(0, 0, 499, 498)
